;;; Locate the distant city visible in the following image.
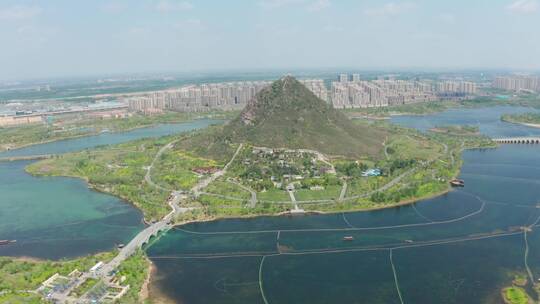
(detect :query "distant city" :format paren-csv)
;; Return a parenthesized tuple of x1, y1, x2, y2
(1, 72, 539, 127)
(492, 75, 540, 93)
(125, 73, 479, 113)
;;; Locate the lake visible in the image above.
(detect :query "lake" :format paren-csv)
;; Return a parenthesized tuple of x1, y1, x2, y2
(0, 119, 220, 259)
(146, 107, 540, 304)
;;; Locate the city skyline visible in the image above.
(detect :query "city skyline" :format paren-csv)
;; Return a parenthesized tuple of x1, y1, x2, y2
(1, 0, 540, 80)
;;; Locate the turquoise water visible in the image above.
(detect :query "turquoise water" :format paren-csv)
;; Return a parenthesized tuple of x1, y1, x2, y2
(147, 107, 540, 304)
(0, 119, 221, 259)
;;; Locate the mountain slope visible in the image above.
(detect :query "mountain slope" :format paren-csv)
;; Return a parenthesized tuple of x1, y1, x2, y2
(216, 76, 387, 158)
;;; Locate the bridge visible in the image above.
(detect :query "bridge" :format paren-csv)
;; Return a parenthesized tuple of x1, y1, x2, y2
(493, 137, 540, 144)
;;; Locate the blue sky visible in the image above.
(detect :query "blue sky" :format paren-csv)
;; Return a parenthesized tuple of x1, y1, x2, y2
(0, 0, 539, 80)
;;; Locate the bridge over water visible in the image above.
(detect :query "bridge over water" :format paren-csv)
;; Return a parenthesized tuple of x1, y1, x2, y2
(493, 137, 540, 144)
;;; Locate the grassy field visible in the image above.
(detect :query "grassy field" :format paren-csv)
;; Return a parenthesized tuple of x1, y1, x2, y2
(502, 112, 540, 126)
(258, 189, 291, 202)
(204, 179, 251, 200)
(115, 251, 150, 304)
(152, 149, 218, 191)
(502, 287, 530, 304)
(69, 278, 98, 297)
(295, 185, 342, 201)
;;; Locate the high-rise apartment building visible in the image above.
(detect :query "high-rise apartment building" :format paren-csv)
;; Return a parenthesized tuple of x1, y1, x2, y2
(330, 74, 438, 109)
(493, 76, 540, 92)
(126, 78, 330, 113)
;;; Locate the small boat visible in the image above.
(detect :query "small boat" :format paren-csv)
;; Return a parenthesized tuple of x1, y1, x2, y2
(405, 239, 413, 243)
(0, 240, 16, 246)
(342, 236, 354, 241)
(450, 179, 465, 187)
(117, 244, 125, 249)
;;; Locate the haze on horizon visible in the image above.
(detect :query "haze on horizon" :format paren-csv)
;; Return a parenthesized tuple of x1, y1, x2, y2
(1, 0, 539, 80)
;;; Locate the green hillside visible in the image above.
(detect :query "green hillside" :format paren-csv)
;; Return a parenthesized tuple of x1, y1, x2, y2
(181, 76, 387, 159)
(224, 76, 386, 158)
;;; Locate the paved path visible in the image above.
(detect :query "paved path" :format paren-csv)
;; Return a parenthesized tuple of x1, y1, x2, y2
(59, 143, 246, 304)
(228, 179, 257, 207)
(144, 140, 179, 192)
(192, 143, 244, 197)
(339, 181, 348, 201)
(103, 144, 244, 276)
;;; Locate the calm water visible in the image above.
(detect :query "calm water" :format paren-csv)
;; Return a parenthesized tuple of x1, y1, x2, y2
(0, 119, 220, 259)
(147, 107, 540, 304)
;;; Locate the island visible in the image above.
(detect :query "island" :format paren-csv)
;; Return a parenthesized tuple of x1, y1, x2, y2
(6, 77, 497, 303)
(502, 112, 540, 129)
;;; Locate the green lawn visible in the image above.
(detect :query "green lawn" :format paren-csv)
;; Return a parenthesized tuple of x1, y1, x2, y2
(503, 287, 530, 304)
(152, 150, 218, 190)
(69, 278, 99, 297)
(258, 189, 291, 202)
(295, 185, 342, 201)
(204, 180, 251, 200)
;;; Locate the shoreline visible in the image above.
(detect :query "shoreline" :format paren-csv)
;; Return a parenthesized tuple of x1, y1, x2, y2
(0, 123, 161, 153)
(168, 186, 454, 228)
(501, 118, 540, 129)
(0, 115, 213, 154)
(24, 151, 462, 228)
(139, 259, 153, 301)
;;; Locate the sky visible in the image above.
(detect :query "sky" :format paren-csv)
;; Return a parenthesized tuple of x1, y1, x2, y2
(1, 0, 539, 80)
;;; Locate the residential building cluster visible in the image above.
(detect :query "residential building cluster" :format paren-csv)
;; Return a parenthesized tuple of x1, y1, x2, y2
(493, 76, 540, 92)
(126, 81, 271, 113)
(331, 76, 437, 108)
(331, 74, 477, 109)
(299, 79, 329, 102)
(437, 81, 477, 95)
(124, 74, 483, 113)
(126, 80, 329, 113)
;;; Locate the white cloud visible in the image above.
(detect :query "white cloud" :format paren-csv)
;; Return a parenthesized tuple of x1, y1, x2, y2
(439, 13, 456, 24)
(259, 0, 330, 11)
(0, 5, 42, 21)
(129, 27, 151, 35)
(322, 24, 343, 32)
(308, 0, 331, 12)
(155, 1, 193, 13)
(101, 2, 127, 13)
(507, 0, 539, 14)
(15, 25, 57, 44)
(363, 2, 414, 17)
(258, 0, 306, 9)
(173, 18, 204, 32)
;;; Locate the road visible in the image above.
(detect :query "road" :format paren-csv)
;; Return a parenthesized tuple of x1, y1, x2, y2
(339, 181, 348, 201)
(55, 142, 247, 303)
(192, 144, 244, 197)
(228, 178, 257, 207)
(144, 139, 180, 192)
(99, 144, 244, 281)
